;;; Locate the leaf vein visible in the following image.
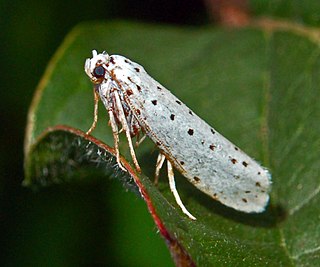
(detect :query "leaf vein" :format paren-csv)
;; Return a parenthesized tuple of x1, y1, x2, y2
(289, 184, 320, 215)
(292, 245, 320, 260)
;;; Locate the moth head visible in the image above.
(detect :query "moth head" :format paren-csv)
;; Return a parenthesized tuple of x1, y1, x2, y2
(84, 50, 109, 84)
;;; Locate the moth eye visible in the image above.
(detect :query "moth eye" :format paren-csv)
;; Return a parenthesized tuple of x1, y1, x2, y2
(93, 66, 105, 78)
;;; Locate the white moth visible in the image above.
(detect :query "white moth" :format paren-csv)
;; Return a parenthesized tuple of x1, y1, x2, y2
(84, 50, 271, 220)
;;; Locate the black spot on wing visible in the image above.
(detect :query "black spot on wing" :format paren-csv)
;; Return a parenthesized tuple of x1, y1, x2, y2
(193, 176, 200, 182)
(209, 144, 216, 151)
(231, 158, 237, 164)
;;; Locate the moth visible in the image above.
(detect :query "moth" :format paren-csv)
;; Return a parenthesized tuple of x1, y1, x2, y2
(84, 50, 271, 220)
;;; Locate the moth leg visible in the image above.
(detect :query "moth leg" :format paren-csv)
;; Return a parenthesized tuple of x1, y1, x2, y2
(167, 160, 196, 220)
(103, 88, 127, 172)
(154, 153, 166, 185)
(135, 134, 146, 147)
(127, 112, 145, 147)
(107, 107, 127, 172)
(113, 90, 141, 172)
(86, 89, 100, 135)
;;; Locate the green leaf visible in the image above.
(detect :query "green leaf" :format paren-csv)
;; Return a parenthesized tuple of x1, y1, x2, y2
(24, 21, 320, 266)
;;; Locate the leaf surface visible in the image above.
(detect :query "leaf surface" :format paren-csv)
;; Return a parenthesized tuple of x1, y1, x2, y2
(24, 21, 320, 266)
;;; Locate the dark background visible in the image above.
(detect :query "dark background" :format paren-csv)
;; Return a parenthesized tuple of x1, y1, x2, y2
(0, 0, 208, 266)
